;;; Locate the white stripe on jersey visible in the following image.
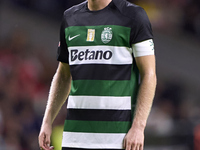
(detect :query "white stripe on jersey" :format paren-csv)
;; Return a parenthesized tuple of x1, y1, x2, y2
(68, 45, 133, 65)
(67, 95, 131, 110)
(62, 132, 125, 149)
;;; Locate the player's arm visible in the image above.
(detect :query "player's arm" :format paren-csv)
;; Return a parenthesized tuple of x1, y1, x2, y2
(39, 62, 71, 150)
(124, 40, 157, 150)
(133, 54, 156, 129)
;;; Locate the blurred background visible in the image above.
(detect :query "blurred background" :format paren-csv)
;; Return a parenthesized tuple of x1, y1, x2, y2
(0, 0, 200, 150)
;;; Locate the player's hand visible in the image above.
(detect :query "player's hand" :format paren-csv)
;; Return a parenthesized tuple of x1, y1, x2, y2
(38, 123, 54, 150)
(123, 126, 144, 150)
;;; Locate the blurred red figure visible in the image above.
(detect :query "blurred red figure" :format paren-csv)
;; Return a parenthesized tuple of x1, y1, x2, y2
(194, 124, 200, 150)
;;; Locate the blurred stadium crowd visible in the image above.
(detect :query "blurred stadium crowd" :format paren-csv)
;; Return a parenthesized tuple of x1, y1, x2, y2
(0, 0, 200, 150)
(4, 0, 200, 38)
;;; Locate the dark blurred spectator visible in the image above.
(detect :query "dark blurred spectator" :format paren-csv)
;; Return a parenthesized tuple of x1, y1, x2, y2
(182, 0, 200, 38)
(9, 0, 85, 19)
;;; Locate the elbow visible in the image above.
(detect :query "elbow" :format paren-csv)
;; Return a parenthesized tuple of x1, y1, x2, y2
(141, 71, 157, 86)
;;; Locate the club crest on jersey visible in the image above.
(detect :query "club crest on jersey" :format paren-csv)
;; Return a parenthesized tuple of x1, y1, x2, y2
(101, 27, 113, 44)
(86, 29, 95, 42)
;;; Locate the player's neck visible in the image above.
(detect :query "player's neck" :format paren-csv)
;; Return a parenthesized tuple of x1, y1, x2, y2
(87, 0, 112, 11)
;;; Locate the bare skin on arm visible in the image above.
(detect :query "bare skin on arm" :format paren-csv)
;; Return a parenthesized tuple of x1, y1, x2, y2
(38, 62, 71, 150)
(124, 55, 157, 150)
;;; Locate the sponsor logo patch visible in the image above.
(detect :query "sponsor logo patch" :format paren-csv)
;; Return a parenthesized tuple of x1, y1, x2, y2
(71, 49, 113, 61)
(86, 29, 95, 42)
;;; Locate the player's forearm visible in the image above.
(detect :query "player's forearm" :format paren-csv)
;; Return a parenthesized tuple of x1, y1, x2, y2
(132, 72, 157, 130)
(42, 63, 71, 125)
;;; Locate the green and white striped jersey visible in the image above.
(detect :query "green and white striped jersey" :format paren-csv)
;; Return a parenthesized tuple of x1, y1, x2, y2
(57, 0, 153, 149)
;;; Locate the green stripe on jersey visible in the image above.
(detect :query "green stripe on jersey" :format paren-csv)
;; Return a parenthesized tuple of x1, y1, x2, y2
(64, 120, 131, 133)
(70, 80, 135, 96)
(65, 25, 131, 47)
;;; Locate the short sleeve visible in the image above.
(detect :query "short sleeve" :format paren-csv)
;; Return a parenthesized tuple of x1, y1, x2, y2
(57, 17, 69, 63)
(131, 7, 153, 44)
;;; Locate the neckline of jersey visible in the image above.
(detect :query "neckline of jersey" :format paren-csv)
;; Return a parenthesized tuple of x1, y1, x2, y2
(84, 0, 114, 13)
